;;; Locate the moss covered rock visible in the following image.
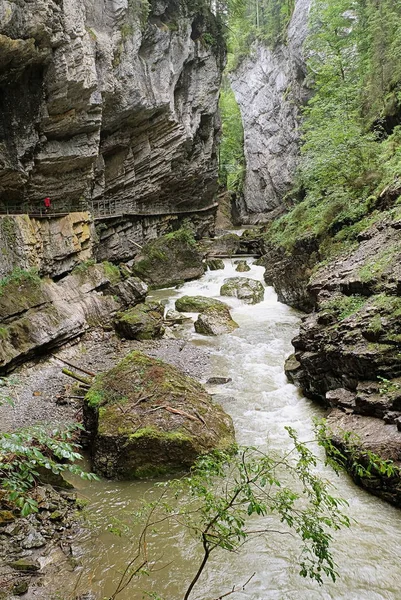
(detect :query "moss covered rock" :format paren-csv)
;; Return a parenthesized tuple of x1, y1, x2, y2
(205, 258, 225, 271)
(235, 260, 251, 272)
(114, 302, 164, 340)
(220, 277, 264, 304)
(84, 351, 235, 479)
(132, 229, 204, 288)
(175, 295, 229, 313)
(194, 305, 239, 336)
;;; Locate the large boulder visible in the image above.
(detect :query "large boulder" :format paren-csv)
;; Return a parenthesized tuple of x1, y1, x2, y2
(220, 277, 265, 304)
(175, 295, 229, 313)
(132, 230, 204, 288)
(194, 305, 239, 336)
(114, 302, 164, 340)
(84, 351, 235, 478)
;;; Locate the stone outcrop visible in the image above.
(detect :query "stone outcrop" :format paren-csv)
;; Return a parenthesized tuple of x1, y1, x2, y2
(282, 217, 401, 505)
(220, 277, 264, 304)
(0, 263, 136, 373)
(0, 213, 95, 279)
(0, 0, 224, 229)
(84, 351, 235, 478)
(132, 229, 205, 287)
(114, 301, 164, 340)
(230, 0, 312, 223)
(194, 305, 238, 335)
(175, 295, 229, 313)
(235, 260, 250, 272)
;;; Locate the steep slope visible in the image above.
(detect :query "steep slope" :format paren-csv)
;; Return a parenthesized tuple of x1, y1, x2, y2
(230, 0, 311, 223)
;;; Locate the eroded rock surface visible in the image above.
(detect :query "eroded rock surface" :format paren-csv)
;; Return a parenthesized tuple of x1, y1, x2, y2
(230, 0, 312, 223)
(84, 351, 235, 478)
(0, 0, 224, 226)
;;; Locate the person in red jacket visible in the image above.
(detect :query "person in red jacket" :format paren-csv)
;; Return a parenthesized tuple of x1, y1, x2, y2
(44, 197, 51, 213)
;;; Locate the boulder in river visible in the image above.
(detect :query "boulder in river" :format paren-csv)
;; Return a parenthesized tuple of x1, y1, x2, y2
(235, 260, 251, 272)
(205, 258, 225, 271)
(114, 302, 164, 340)
(84, 351, 235, 478)
(175, 295, 229, 313)
(220, 277, 264, 304)
(194, 305, 239, 336)
(132, 229, 204, 288)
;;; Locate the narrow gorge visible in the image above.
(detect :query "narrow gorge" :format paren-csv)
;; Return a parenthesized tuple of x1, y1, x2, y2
(1, 0, 401, 599)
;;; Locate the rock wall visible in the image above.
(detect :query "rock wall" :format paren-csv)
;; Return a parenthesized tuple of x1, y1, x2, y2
(0, 0, 224, 220)
(283, 218, 401, 505)
(0, 213, 95, 279)
(230, 0, 311, 224)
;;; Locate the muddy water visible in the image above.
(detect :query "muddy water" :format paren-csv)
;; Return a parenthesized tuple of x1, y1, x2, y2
(71, 261, 401, 600)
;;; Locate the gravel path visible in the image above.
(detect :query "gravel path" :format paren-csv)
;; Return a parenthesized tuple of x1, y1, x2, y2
(0, 329, 211, 433)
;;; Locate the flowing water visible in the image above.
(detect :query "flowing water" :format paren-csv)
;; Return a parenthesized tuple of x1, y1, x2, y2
(71, 261, 401, 600)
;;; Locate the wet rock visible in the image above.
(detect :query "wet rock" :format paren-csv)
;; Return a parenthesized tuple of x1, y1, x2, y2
(206, 377, 232, 385)
(114, 302, 164, 340)
(164, 309, 191, 324)
(9, 558, 40, 572)
(175, 295, 229, 313)
(84, 351, 235, 479)
(132, 231, 205, 288)
(220, 277, 264, 304)
(201, 234, 241, 257)
(235, 260, 251, 272)
(194, 305, 239, 336)
(205, 258, 225, 270)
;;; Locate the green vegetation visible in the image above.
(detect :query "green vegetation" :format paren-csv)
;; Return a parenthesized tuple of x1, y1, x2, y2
(321, 295, 367, 321)
(0, 424, 98, 516)
(0, 268, 41, 296)
(260, 0, 401, 261)
(72, 259, 96, 275)
(107, 425, 350, 599)
(218, 78, 245, 193)
(165, 225, 197, 247)
(102, 261, 121, 283)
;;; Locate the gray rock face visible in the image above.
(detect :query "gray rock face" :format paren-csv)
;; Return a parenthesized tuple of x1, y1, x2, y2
(0, 0, 224, 224)
(230, 0, 311, 223)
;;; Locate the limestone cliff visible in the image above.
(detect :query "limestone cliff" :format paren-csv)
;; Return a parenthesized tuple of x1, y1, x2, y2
(0, 0, 224, 226)
(230, 0, 311, 224)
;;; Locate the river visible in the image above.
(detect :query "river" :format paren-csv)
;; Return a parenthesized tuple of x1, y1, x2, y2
(71, 260, 401, 600)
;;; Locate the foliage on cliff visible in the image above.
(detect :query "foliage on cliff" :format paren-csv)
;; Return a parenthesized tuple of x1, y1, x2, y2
(267, 0, 401, 257)
(218, 78, 245, 193)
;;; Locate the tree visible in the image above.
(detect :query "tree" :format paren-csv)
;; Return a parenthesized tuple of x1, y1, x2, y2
(108, 426, 350, 600)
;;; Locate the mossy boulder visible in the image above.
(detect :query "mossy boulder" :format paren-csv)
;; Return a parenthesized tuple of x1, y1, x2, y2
(132, 230, 204, 288)
(235, 260, 251, 272)
(194, 305, 239, 336)
(84, 351, 235, 479)
(220, 277, 264, 304)
(175, 295, 229, 313)
(205, 258, 225, 271)
(114, 302, 164, 340)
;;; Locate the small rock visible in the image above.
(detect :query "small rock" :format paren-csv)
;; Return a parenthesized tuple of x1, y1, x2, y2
(220, 277, 264, 304)
(9, 558, 40, 572)
(206, 377, 232, 385)
(205, 258, 225, 271)
(13, 580, 29, 595)
(22, 529, 46, 549)
(235, 260, 251, 272)
(0, 510, 16, 526)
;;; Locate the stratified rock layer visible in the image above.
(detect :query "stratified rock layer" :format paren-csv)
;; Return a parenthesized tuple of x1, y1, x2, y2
(230, 0, 311, 223)
(0, 0, 224, 224)
(84, 351, 235, 478)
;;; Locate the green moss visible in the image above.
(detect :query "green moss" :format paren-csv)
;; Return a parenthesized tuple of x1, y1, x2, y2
(129, 426, 191, 442)
(86, 389, 105, 408)
(165, 227, 196, 247)
(72, 259, 96, 275)
(0, 327, 9, 341)
(358, 243, 401, 282)
(321, 295, 367, 321)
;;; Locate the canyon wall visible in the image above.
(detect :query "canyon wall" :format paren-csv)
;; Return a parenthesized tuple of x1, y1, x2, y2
(0, 0, 224, 228)
(231, 0, 311, 224)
